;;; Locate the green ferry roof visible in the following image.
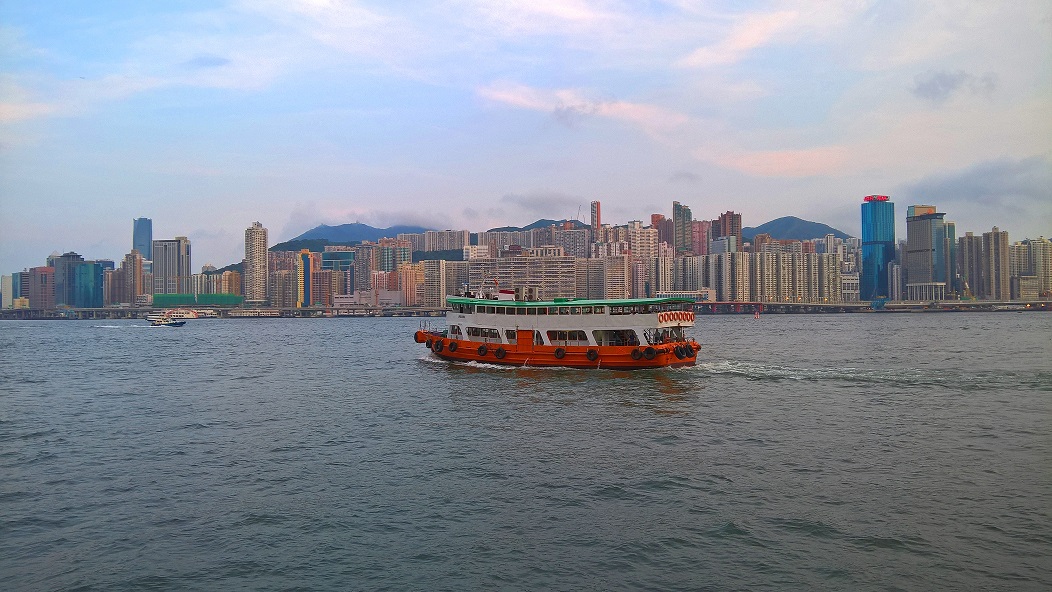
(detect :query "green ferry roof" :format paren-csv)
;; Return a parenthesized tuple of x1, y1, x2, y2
(446, 296, 696, 307)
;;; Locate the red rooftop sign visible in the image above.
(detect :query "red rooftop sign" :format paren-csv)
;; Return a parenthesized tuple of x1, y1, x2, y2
(864, 195, 890, 202)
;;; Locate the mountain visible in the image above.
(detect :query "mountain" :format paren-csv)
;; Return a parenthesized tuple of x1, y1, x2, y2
(487, 219, 589, 232)
(742, 216, 852, 242)
(291, 223, 430, 243)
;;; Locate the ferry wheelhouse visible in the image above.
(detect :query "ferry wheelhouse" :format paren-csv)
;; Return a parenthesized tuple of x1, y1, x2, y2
(414, 293, 700, 369)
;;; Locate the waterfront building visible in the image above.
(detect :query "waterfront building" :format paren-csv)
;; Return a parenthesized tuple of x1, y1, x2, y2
(28, 266, 55, 309)
(133, 217, 153, 261)
(674, 256, 702, 292)
(269, 250, 297, 272)
(1027, 237, 1052, 297)
(573, 255, 630, 300)
(1, 274, 12, 308)
(590, 241, 630, 258)
(860, 195, 895, 300)
(244, 222, 269, 305)
(49, 252, 84, 307)
(424, 229, 470, 252)
(270, 270, 296, 308)
(152, 237, 192, 294)
(672, 201, 693, 255)
(958, 232, 983, 298)
(982, 227, 1010, 301)
(904, 205, 951, 300)
(295, 249, 320, 307)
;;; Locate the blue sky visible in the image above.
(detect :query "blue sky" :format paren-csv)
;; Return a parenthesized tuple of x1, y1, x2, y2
(2, 0, 1050, 271)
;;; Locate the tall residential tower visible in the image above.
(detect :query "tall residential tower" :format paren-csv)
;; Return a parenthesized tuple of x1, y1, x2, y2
(244, 222, 269, 304)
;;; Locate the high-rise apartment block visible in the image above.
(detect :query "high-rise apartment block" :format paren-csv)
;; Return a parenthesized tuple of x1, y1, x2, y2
(981, 227, 1009, 301)
(424, 230, 470, 252)
(712, 211, 743, 249)
(672, 201, 692, 255)
(244, 221, 269, 304)
(904, 205, 955, 301)
(590, 201, 601, 243)
(860, 195, 895, 300)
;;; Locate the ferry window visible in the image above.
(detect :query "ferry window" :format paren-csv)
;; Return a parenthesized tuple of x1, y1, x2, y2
(516, 307, 526, 315)
(488, 328, 500, 339)
(582, 306, 592, 314)
(505, 330, 517, 343)
(594, 306, 605, 314)
(535, 331, 544, 345)
(526, 307, 535, 315)
(559, 307, 570, 315)
(610, 306, 622, 315)
(467, 327, 479, 337)
(450, 325, 462, 336)
(548, 307, 559, 314)
(570, 306, 581, 315)
(537, 307, 547, 315)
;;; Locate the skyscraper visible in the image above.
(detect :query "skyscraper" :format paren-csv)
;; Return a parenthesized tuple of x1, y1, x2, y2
(133, 218, 153, 261)
(244, 221, 269, 304)
(590, 201, 601, 243)
(152, 236, 192, 294)
(672, 201, 693, 255)
(860, 195, 895, 300)
(904, 205, 953, 300)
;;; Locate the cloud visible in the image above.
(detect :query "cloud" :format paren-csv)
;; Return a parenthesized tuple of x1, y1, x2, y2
(477, 82, 687, 133)
(678, 10, 798, 68)
(500, 191, 582, 221)
(698, 145, 851, 178)
(898, 156, 1052, 208)
(912, 70, 997, 104)
(668, 170, 700, 183)
(182, 54, 232, 69)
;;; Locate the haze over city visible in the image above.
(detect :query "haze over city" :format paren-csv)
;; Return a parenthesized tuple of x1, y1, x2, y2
(2, 1, 1050, 273)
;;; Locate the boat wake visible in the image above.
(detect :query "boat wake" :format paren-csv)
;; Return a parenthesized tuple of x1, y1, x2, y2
(696, 360, 946, 386)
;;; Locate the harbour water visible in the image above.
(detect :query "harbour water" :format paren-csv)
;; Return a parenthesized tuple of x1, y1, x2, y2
(1, 313, 1050, 590)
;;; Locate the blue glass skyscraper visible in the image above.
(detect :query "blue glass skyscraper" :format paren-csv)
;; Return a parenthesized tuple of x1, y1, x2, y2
(860, 195, 895, 300)
(133, 217, 152, 260)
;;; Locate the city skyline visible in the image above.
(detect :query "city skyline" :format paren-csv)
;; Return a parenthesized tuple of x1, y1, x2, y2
(1, 2, 1050, 273)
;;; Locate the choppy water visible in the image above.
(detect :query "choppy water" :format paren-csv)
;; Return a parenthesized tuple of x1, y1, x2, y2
(1, 313, 1050, 590)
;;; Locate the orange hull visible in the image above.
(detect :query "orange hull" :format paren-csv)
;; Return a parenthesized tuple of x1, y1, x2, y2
(414, 331, 699, 370)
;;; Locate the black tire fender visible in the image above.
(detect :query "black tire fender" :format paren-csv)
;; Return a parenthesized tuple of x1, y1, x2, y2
(554, 348, 566, 359)
(494, 347, 506, 359)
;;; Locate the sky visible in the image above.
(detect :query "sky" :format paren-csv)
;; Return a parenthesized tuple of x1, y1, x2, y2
(1, 0, 1050, 272)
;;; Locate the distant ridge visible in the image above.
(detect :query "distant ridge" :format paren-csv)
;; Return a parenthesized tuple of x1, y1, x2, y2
(292, 223, 430, 243)
(487, 219, 588, 232)
(743, 216, 852, 242)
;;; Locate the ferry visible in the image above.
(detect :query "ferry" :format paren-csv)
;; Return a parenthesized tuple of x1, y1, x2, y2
(144, 308, 199, 322)
(414, 290, 701, 369)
